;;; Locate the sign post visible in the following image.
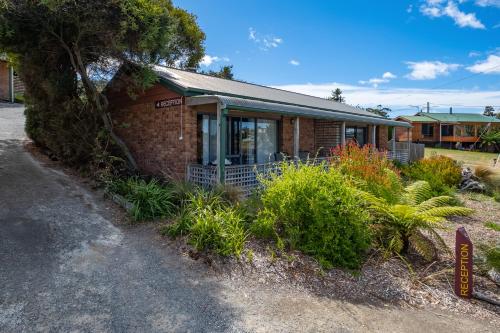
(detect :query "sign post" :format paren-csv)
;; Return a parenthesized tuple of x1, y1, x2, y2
(454, 227, 473, 299)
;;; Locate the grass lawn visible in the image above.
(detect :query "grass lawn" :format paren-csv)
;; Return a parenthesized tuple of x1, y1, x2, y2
(425, 147, 499, 167)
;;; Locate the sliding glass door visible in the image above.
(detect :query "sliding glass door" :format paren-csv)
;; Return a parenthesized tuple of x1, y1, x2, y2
(345, 126, 367, 146)
(199, 114, 278, 165)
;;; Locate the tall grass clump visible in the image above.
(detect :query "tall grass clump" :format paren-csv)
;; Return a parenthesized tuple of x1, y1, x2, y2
(331, 142, 403, 204)
(108, 177, 175, 221)
(253, 162, 371, 270)
(164, 188, 248, 257)
(403, 155, 461, 196)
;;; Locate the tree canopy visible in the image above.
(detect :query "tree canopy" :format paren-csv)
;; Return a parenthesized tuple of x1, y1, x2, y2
(327, 88, 345, 103)
(366, 105, 391, 118)
(0, 0, 205, 172)
(484, 106, 495, 117)
(203, 65, 235, 80)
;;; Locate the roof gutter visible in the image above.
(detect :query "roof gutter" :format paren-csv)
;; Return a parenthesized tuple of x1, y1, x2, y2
(187, 95, 412, 128)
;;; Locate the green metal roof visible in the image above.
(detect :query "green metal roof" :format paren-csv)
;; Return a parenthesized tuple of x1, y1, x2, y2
(397, 115, 437, 123)
(398, 113, 500, 124)
(153, 65, 387, 119)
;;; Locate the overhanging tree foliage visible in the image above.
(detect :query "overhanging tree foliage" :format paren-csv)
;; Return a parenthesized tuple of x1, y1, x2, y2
(0, 0, 205, 171)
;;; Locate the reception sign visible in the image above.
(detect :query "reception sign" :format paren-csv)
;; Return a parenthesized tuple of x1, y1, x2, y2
(454, 227, 473, 299)
(155, 97, 183, 109)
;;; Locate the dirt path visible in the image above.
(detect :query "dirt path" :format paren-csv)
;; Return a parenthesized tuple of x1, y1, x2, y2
(1, 105, 497, 332)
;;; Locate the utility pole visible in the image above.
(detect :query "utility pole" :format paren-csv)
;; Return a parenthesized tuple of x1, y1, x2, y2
(427, 102, 430, 113)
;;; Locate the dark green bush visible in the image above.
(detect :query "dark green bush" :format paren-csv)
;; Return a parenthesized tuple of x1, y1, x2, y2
(253, 162, 371, 270)
(109, 177, 175, 221)
(403, 155, 461, 195)
(164, 188, 248, 257)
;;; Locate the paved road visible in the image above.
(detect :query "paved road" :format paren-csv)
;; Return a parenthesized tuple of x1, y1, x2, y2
(0, 105, 497, 332)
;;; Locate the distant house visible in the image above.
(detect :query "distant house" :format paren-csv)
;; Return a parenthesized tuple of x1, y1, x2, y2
(105, 66, 412, 193)
(0, 57, 24, 102)
(395, 112, 500, 148)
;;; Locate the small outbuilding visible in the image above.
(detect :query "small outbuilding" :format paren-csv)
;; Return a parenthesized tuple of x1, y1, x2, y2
(106, 66, 412, 192)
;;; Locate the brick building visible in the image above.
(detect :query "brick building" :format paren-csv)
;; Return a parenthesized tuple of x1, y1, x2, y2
(106, 66, 412, 191)
(396, 112, 500, 149)
(0, 58, 24, 102)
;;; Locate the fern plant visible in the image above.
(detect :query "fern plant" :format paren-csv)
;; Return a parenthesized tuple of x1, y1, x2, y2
(359, 181, 473, 261)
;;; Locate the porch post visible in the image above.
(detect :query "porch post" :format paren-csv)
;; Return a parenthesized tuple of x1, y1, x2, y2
(9, 66, 14, 103)
(439, 123, 442, 146)
(391, 127, 396, 151)
(293, 117, 300, 159)
(216, 105, 228, 184)
(407, 127, 411, 162)
(371, 125, 377, 148)
(340, 121, 346, 146)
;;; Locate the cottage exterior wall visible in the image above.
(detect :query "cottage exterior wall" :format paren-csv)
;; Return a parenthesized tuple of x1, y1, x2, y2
(107, 84, 197, 179)
(0, 61, 10, 101)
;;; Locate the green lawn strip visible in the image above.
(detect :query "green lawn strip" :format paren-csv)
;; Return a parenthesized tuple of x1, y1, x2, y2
(424, 148, 498, 168)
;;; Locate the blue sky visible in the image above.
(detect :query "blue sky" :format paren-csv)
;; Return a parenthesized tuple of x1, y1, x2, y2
(175, 0, 500, 116)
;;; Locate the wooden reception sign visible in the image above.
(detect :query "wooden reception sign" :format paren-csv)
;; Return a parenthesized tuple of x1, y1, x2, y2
(455, 227, 473, 298)
(155, 97, 183, 109)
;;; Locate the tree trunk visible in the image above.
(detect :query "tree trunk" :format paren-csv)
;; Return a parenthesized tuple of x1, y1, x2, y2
(71, 46, 138, 171)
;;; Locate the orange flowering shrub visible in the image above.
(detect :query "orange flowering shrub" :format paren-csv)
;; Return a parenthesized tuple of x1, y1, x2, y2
(331, 142, 403, 203)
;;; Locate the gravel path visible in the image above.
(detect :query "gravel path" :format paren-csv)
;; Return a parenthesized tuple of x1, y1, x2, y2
(1, 105, 497, 332)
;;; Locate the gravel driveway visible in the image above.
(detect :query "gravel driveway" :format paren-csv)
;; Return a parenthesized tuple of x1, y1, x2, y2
(0, 105, 497, 333)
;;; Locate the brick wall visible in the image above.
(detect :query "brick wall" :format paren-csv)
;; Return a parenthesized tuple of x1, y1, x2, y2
(280, 116, 317, 157)
(377, 125, 389, 150)
(314, 120, 341, 156)
(0, 61, 9, 100)
(107, 84, 197, 180)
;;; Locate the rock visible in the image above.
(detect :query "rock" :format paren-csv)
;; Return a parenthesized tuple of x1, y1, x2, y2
(460, 167, 486, 192)
(487, 269, 500, 284)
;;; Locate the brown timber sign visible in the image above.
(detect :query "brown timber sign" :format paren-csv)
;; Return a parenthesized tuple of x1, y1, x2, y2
(455, 227, 473, 298)
(155, 97, 183, 109)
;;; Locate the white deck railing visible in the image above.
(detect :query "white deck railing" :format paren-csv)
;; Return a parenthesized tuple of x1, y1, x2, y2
(187, 152, 409, 196)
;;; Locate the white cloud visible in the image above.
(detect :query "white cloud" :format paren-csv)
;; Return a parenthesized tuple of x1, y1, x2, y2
(475, 0, 500, 8)
(467, 54, 500, 74)
(359, 72, 397, 88)
(272, 81, 500, 115)
(405, 61, 460, 80)
(382, 72, 397, 79)
(200, 55, 229, 67)
(289, 59, 300, 66)
(468, 51, 481, 57)
(420, 1, 485, 29)
(248, 27, 283, 50)
(407, 4, 413, 13)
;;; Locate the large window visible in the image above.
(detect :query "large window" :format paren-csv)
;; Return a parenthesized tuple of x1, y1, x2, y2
(257, 119, 278, 163)
(345, 126, 367, 146)
(200, 115, 217, 165)
(441, 125, 454, 136)
(421, 124, 434, 137)
(199, 115, 278, 165)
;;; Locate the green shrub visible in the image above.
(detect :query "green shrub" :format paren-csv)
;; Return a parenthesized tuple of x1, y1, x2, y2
(403, 155, 461, 195)
(189, 205, 247, 257)
(108, 177, 175, 221)
(484, 221, 500, 232)
(253, 162, 371, 270)
(165, 188, 248, 257)
(494, 191, 500, 203)
(331, 142, 403, 204)
(477, 243, 500, 273)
